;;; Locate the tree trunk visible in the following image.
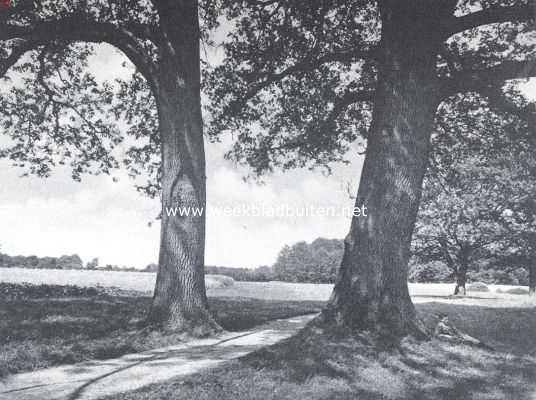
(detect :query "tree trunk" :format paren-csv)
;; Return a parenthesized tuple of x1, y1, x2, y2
(454, 266, 467, 296)
(147, 0, 220, 334)
(529, 264, 536, 296)
(454, 247, 470, 296)
(320, 1, 454, 339)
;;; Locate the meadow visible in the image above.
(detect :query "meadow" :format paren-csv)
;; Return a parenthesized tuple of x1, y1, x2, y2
(2, 268, 536, 399)
(0, 282, 323, 377)
(0, 268, 234, 293)
(1, 267, 533, 303)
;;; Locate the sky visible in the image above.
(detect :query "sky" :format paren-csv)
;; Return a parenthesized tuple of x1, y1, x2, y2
(0, 44, 363, 269)
(0, 43, 534, 269)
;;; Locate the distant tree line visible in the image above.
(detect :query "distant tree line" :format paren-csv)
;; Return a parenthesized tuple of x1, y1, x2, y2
(205, 239, 344, 284)
(268, 237, 534, 287)
(2, 234, 531, 287)
(204, 265, 273, 282)
(272, 239, 343, 283)
(0, 253, 84, 270)
(0, 252, 272, 278)
(0, 253, 146, 272)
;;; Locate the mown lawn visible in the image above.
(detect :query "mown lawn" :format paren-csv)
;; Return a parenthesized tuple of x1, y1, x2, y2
(0, 284, 323, 377)
(102, 302, 536, 400)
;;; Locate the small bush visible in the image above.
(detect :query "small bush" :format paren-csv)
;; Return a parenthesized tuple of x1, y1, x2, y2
(501, 287, 530, 295)
(409, 261, 452, 283)
(471, 268, 529, 286)
(467, 282, 489, 292)
(0, 282, 101, 300)
(206, 275, 235, 289)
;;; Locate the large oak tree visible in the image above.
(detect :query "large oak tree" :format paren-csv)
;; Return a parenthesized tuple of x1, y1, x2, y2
(0, 0, 220, 333)
(207, 0, 536, 338)
(413, 92, 536, 295)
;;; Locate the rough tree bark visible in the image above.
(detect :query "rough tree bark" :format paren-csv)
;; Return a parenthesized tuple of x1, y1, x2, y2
(453, 247, 471, 295)
(454, 265, 468, 296)
(147, 0, 220, 334)
(0, 0, 219, 334)
(319, 0, 456, 339)
(529, 264, 536, 296)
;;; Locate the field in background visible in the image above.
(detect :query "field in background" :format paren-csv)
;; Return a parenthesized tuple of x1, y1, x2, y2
(1, 268, 533, 306)
(1, 267, 536, 393)
(0, 268, 234, 292)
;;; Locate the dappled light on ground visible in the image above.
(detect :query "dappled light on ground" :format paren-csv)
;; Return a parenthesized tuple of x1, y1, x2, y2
(98, 333, 536, 400)
(97, 303, 536, 400)
(0, 315, 316, 400)
(2, 283, 536, 399)
(0, 291, 322, 377)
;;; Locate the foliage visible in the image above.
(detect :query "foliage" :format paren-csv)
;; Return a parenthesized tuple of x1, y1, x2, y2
(0, 252, 84, 270)
(412, 90, 536, 285)
(0, 282, 98, 300)
(205, 265, 274, 282)
(471, 267, 529, 286)
(207, 239, 345, 284)
(0, 0, 223, 196)
(408, 262, 531, 285)
(408, 261, 452, 284)
(86, 257, 99, 269)
(205, 1, 536, 178)
(0, 2, 156, 191)
(272, 238, 343, 283)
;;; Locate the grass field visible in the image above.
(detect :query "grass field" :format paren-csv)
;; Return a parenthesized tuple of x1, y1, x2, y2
(0, 285, 323, 377)
(0, 267, 234, 292)
(101, 302, 536, 400)
(2, 269, 536, 399)
(1, 267, 533, 303)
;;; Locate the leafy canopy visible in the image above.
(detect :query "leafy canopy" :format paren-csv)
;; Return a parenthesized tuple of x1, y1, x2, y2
(413, 90, 536, 274)
(206, 0, 535, 177)
(0, 0, 219, 196)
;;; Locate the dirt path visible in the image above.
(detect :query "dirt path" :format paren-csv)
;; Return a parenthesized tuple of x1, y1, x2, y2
(0, 314, 316, 400)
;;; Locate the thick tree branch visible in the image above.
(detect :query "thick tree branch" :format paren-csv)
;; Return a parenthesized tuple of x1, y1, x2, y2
(439, 59, 536, 98)
(444, 3, 535, 38)
(0, 39, 36, 77)
(238, 47, 378, 104)
(0, 16, 157, 81)
(323, 89, 375, 127)
(123, 21, 161, 43)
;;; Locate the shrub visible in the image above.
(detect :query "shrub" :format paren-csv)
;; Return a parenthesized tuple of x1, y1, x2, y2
(466, 282, 489, 292)
(471, 268, 529, 285)
(272, 239, 343, 284)
(409, 261, 451, 283)
(0, 282, 101, 300)
(205, 266, 274, 282)
(206, 275, 235, 289)
(500, 287, 529, 295)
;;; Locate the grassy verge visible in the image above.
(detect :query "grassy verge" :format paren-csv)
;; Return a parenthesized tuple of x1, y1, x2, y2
(0, 283, 323, 377)
(102, 303, 536, 400)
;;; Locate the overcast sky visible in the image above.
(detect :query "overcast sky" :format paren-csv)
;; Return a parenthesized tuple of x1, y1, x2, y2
(0, 44, 363, 269)
(0, 44, 534, 269)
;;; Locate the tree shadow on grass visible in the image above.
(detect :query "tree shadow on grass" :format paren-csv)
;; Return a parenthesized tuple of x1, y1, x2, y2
(237, 303, 536, 400)
(0, 293, 323, 377)
(416, 302, 536, 355)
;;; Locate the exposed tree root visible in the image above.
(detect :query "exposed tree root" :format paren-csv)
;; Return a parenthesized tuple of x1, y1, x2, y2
(144, 308, 222, 338)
